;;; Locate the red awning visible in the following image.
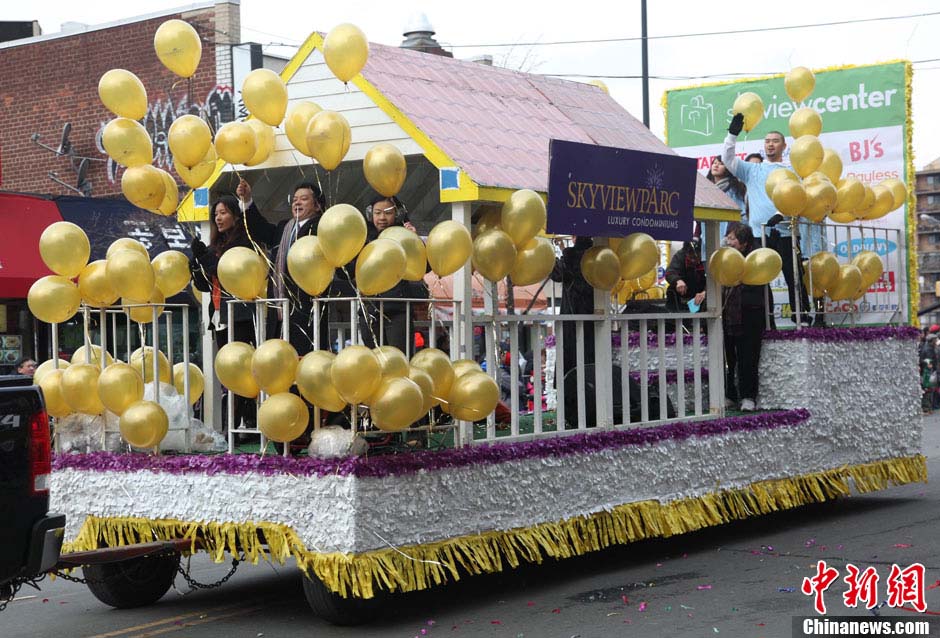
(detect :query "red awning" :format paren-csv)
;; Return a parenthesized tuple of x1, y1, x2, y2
(0, 193, 60, 298)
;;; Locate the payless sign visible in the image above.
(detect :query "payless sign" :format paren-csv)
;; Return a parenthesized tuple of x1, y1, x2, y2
(546, 139, 696, 241)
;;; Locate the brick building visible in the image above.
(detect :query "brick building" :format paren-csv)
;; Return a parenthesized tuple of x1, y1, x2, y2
(0, 2, 241, 197)
(916, 157, 940, 324)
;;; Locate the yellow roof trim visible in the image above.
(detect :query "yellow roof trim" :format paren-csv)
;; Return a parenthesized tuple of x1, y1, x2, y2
(178, 32, 326, 222)
(694, 206, 740, 222)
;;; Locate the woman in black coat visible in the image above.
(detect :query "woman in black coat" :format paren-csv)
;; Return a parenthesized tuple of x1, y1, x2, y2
(190, 195, 265, 429)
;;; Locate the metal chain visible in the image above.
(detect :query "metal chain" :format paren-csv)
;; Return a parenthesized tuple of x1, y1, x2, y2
(0, 574, 46, 614)
(176, 556, 240, 591)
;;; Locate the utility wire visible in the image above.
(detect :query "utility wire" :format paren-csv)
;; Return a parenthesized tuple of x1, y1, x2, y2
(443, 10, 940, 48)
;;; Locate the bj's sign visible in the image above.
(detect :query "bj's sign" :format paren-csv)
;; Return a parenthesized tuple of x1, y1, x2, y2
(546, 139, 696, 241)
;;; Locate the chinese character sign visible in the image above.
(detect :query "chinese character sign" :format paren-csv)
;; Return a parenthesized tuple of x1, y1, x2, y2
(801, 561, 926, 614)
(546, 139, 697, 242)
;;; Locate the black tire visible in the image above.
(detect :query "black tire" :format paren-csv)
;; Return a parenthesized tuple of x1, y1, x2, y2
(83, 552, 179, 609)
(301, 572, 386, 626)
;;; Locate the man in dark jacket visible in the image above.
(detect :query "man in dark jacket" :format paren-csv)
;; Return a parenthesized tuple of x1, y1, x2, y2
(550, 236, 595, 377)
(665, 239, 706, 313)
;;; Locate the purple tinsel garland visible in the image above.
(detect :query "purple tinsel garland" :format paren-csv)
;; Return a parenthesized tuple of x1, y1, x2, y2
(763, 326, 920, 342)
(54, 408, 809, 480)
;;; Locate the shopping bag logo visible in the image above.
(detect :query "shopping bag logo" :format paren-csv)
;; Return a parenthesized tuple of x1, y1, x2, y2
(680, 95, 714, 136)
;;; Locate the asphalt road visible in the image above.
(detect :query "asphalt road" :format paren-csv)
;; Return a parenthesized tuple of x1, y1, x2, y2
(5, 416, 940, 638)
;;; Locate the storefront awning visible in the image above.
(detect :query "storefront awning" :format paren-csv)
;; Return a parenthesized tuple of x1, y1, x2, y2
(0, 194, 62, 297)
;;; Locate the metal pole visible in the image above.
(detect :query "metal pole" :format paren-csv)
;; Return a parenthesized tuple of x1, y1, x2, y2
(641, 0, 650, 128)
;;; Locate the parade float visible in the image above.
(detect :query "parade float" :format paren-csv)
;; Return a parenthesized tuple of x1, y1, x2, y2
(36, 19, 923, 624)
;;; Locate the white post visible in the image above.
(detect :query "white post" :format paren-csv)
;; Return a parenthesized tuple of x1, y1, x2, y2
(593, 238, 613, 428)
(198, 220, 221, 432)
(704, 220, 725, 415)
(451, 201, 474, 445)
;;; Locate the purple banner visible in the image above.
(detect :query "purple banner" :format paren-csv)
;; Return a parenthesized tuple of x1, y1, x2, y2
(546, 139, 696, 241)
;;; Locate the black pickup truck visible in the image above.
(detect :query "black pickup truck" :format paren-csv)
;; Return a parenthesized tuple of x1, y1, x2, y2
(0, 375, 65, 600)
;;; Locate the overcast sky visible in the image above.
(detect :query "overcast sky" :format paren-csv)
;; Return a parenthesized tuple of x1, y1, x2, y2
(12, 1, 940, 168)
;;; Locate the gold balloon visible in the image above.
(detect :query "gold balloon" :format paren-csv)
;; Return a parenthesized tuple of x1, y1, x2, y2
(808, 252, 840, 290)
(61, 363, 104, 415)
(472, 230, 517, 282)
(98, 69, 148, 120)
(828, 210, 857, 224)
(732, 92, 764, 132)
(318, 203, 368, 268)
(834, 177, 865, 214)
(785, 66, 816, 103)
(881, 178, 908, 211)
(859, 185, 894, 220)
(818, 149, 843, 184)
(214, 121, 257, 166)
(853, 184, 877, 219)
(741, 247, 782, 286)
(379, 226, 427, 281)
(615, 233, 659, 280)
(364, 143, 407, 197)
(331, 345, 382, 404)
(635, 267, 658, 291)
(707, 246, 746, 287)
(174, 144, 217, 189)
(306, 110, 351, 171)
(215, 342, 260, 398)
(171, 362, 203, 405)
(107, 249, 156, 302)
(242, 68, 288, 126)
(408, 366, 436, 413)
(447, 371, 499, 422)
(190, 281, 202, 303)
(98, 363, 145, 416)
(217, 246, 268, 300)
(580, 246, 621, 291)
(356, 238, 407, 295)
(589, 79, 610, 94)
(27, 276, 81, 324)
(168, 114, 212, 168)
(510, 236, 555, 286)
(802, 179, 837, 223)
(154, 19, 202, 78)
(103, 118, 153, 168)
(258, 393, 309, 442)
(475, 207, 502, 236)
(427, 221, 473, 276)
(130, 347, 172, 384)
(373, 345, 410, 379)
(284, 102, 322, 156)
(501, 189, 547, 248)
(120, 400, 169, 448)
(452, 358, 483, 379)
(828, 264, 863, 301)
(40, 221, 90, 278)
(852, 251, 884, 288)
(244, 119, 275, 167)
(645, 286, 666, 300)
(71, 344, 114, 369)
(370, 377, 424, 431)
(155, 169, 179, 216)
(121, 165, 166, 210)
(287, 235, 335, 296)
(409, 348, 455, 402)
(151, 250, 190, 297)
(38, 369, 71, 418)
(107, 238, 149, 260)
(296, 350, 347, 412)
(790, 135, 824, 178)
(772, 180, 807, 217)
(323, 23, 369, 83)
(764, 167, 799, 199)
(35, 359, 69, 385)
(788, 107, 822, 138)
(251, 338, 299, 395)
(124, 288, 165, 324)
